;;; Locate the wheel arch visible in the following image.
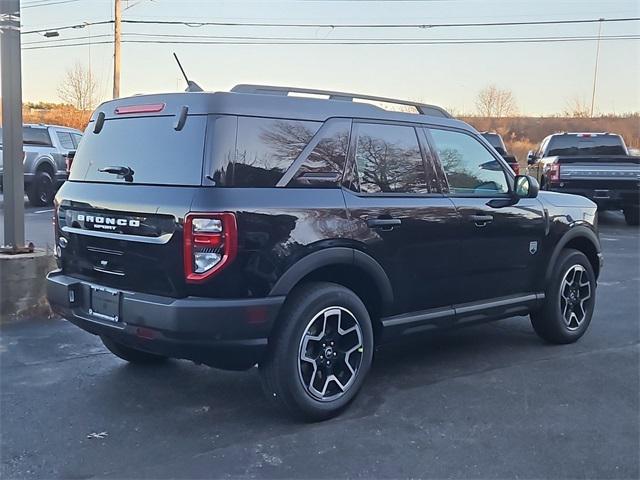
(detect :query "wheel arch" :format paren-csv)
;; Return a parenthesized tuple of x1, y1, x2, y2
(269, 247, 394, 333)
(34, 156, 56, 176)
(546, 226, 601, 282)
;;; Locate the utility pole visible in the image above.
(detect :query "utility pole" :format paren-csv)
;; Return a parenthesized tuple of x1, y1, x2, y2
(1, 0, 27, 252)
(590, 18, 604, 118)
(112, 0, 121, 98)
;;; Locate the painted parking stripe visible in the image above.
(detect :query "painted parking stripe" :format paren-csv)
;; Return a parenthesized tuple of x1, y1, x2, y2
(34, 209, 54, 214)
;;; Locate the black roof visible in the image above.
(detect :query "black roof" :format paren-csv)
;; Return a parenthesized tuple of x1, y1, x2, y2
(91, 85, 475, 133)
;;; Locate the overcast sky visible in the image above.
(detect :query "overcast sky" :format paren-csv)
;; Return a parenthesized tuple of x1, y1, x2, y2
(15, 0, 640, 115)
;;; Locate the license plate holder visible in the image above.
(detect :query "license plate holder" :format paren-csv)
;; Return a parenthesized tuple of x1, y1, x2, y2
(89, 286, 121, 323)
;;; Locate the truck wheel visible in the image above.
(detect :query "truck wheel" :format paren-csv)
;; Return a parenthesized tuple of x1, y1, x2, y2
(530, 249, 596, 344)
(101, 336, 167, 364)
(623, 206, 639, 226)
(259, 282, 374, 421)
(27, 170, 54, 207)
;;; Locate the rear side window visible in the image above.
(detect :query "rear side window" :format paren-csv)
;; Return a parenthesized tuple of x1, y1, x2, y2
(56, 131, 75, 150)
(71, 133, 83, 148)
(70, 115, 207, 185)
(430, 128, 509, 196)
(233, 117, 321, 187)
(354, 123, 427, 194)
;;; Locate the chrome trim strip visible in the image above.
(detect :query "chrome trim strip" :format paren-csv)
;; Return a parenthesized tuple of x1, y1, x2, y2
(62, 226, 172, 244)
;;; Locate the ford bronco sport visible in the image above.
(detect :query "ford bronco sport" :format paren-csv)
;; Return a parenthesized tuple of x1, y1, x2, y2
(47, 85, 602, 420)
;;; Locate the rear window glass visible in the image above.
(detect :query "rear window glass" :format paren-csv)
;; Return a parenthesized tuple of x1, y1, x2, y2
(233, 117, 321, 187)
(69, 115, 207, 185)
(481, 133, 506, 155)
(0, 127, 52, 146)
(546, 135, 627, 157)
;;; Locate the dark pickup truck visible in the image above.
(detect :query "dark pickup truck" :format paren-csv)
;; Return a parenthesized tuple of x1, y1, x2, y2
(527, 133, 640, 225)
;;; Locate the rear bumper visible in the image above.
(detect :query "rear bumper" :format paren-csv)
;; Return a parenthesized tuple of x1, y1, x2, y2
(46, 271, 285, 370)
(548, 184, 640, 210)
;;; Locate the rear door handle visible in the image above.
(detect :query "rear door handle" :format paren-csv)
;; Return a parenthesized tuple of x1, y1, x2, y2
(367, 218, 402, 230)
(469, 214, 494, 227)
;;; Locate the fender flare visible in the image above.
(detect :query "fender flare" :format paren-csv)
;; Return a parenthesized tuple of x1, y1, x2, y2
(545, 225, 601, 282)
(269, 247, 394, 309)
(33, 156, 57, 175)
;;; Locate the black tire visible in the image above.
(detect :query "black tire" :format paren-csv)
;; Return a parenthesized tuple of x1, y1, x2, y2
(100, 336, 168, 364)
(27, 170, 54, 207)
(623, 206, 639, 226)
(530, 249, 596, 344)
(259, 282, 374, 422)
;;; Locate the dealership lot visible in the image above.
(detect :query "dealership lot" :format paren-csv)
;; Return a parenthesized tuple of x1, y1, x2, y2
(1, 211, 638, 479)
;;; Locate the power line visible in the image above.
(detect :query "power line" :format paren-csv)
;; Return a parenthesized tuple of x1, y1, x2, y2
(120, 16, 640, 29)
(22, 20, 113, 35)
(22, 0, 84, 8)
(21, 34, 640, 50)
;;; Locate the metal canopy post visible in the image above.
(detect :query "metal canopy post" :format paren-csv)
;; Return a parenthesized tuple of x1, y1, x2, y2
(1, 0, 28, 253)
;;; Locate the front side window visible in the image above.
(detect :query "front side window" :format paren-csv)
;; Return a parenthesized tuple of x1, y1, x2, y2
(354, 123, 427, 194)
(430, 128, 509, 196)
(71, 133, 83, 148)
(234, 117, 321, 187)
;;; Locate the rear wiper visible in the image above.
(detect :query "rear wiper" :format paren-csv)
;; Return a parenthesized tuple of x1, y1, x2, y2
(98, 165, 135, 182)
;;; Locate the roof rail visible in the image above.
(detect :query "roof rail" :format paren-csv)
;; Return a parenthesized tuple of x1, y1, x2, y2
(230, 84, 452, 118)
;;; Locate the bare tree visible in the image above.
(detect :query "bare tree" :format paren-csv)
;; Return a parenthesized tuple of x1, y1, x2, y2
(475, 85, 518, 117)
(563, 96, 591, 118)
(57, 63, 97, 111)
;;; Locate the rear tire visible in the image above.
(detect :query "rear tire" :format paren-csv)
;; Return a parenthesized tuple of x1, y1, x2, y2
(623, 206, 639, 226)
(259, 282, 374, 422)
(530, 249, 596, 344)
(101, 336, 168, 364)
(27, 170, 54, 207)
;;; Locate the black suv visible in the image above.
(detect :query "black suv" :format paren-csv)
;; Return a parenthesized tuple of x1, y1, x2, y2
(47, 85, 602, 420)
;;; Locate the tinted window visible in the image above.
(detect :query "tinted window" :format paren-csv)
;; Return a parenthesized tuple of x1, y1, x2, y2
(430, 129, 509, 196)
(56, 131, 75, 150)
(233, 117, 321, 187)
(0, 127, 52, 146)
(292, 119, 350, 186)
(71, 133, 83, 148)
(354, 123, 427, 194)
(546, 135, 627, 157)
(69, 115, 207, 185)
(481, 133, 506, 155)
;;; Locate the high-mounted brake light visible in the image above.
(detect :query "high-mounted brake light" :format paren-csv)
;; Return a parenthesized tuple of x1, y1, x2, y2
(115, 103, 165, 115)
(184, 213, 237, 283)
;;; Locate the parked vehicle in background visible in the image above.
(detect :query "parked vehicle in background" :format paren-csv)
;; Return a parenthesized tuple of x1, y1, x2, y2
(47, 85, 602, 421)
(0, 124, 83, 206)
(481, 131, 519, 174)
(527, 132, 640, 225)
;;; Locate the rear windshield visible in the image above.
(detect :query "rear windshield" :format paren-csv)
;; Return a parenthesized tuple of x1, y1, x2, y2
(69, 115, 207, 185)
(481, 133, 506, 155)
(0, 126, 52, 146)
(546, 135, 627, 157)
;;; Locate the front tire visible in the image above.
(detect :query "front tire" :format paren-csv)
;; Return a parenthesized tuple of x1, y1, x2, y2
(259, 282, 374, 421)
(623, 206, 639, 226)
(101, 336, 168, 364)
(27, 170, 54, 207)
(530, 249, 596, 344)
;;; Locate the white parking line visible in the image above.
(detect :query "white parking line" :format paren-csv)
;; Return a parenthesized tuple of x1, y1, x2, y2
(33, 209, 54, 214)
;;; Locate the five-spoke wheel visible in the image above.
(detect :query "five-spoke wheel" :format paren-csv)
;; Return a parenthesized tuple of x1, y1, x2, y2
(259, 282, 374, 421)
(298, 306, 364, 401)
(531, 248, 596, 344)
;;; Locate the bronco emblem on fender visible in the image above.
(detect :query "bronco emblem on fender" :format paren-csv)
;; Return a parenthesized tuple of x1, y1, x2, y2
(529, 241, 538, 255)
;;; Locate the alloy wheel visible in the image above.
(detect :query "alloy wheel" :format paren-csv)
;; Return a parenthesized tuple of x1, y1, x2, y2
(297, 306, 364, 402)
(559, 264, 592, 331)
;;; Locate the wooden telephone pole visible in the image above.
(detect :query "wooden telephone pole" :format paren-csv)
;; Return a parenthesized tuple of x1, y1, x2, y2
(112, 0, 121, 98)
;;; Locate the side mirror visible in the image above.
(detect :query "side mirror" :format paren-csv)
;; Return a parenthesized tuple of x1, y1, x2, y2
(526, 150, 537, 165)
(514, 175, 539, 199)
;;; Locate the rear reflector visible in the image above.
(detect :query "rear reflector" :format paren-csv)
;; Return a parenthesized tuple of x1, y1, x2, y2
(115, 103, 165, 115)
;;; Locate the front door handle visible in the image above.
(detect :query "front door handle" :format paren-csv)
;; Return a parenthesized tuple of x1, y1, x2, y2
(469, 214, 494, 227)
(367, 218, 402, 231)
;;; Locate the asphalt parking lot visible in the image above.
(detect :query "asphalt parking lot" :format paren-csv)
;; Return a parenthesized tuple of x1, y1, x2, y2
(1, 211, 638, 479)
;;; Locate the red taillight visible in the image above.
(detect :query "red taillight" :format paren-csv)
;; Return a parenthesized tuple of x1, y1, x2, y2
(65, 155, 73, 174)
(114, 103, 165, 115)
(512, 163, 520, 175)
(183, 213, 237, 283)
(547, 163, 561, 183)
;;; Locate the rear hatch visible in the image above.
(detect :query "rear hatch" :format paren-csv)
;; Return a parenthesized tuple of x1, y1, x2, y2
(556, 155, 640, 189)
(57, 96, 207, 297)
